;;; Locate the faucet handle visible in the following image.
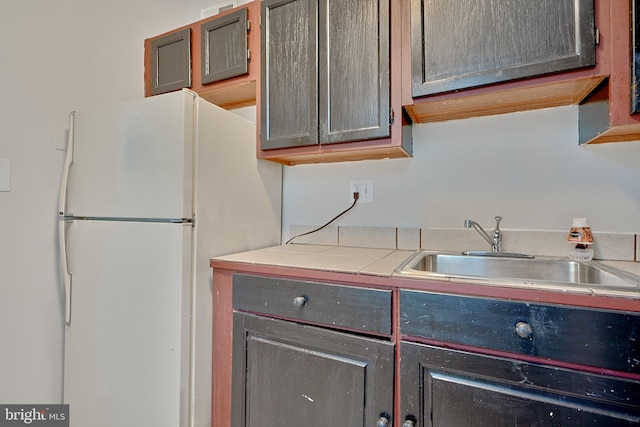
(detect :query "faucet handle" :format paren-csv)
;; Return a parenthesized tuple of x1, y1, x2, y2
(494, 216, 502, 228)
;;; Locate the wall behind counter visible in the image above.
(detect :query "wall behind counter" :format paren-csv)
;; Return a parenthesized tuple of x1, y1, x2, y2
(279, 106, 640, 238)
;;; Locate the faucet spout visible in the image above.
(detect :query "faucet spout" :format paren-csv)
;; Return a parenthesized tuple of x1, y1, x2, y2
(464, 216, 503, 252)
(464, 220, 495, 247)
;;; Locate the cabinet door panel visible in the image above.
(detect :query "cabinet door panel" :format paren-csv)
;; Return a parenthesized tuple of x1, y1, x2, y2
(400, 343, 640, 427)
(261, 0, 318, 150)
(201, 8, 249, 84)
(247, 336, 365, 425)
(150, 28, 192, 95)
(320, 0, 390, 144)
(232, 313, 394, 426)
(411, 0, 596, 96)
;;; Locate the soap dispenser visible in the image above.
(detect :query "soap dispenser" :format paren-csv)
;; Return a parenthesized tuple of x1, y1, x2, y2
(567, 217, 594, 261)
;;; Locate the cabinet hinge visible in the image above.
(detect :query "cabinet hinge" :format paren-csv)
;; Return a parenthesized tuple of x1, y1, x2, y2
(595, 27, 600, 47)
(247, 19, 251, 33)
(247, 48, 251, 62)
(389, 107, 395, 125)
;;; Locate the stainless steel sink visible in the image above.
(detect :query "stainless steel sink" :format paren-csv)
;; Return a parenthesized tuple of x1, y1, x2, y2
(395, 251, 640, 289)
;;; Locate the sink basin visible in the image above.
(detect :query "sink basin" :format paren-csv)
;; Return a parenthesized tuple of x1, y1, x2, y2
(395, 252, 640, 289)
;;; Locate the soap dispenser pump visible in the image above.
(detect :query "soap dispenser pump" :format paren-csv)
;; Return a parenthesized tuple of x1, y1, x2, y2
(567, 217, 594, 261)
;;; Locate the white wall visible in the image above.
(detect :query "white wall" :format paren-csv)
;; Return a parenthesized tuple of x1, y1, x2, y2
(186, 0, 253, 21)
(282, 106, 640, 237)
(0, 0, 188, 403)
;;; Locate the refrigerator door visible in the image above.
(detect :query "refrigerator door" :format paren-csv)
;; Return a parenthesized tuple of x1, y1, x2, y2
(65, 90, 195, 219)
(62, 219, 192, 427)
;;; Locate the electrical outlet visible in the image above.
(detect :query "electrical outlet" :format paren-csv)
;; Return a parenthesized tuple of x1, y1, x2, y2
(349, 178, 374, 203)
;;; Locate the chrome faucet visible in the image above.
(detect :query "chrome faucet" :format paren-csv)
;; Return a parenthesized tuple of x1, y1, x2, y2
(464, 216, 502, 252)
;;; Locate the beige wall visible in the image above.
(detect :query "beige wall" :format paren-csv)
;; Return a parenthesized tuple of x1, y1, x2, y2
(0, 0, 188, 403)
(282, 106, 640, 239)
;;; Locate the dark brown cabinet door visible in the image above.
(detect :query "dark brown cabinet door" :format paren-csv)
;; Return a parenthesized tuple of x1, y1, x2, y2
(150, 28, 192, 96)
(232, 313, 394, 427)
(260, 0, 390, 150)
(260, 0, 318, 150)
(411, 0, 596, 97)
(400, 343, 640, 427)
(200, 8, 249, 85)
(319, 0, 390, 144)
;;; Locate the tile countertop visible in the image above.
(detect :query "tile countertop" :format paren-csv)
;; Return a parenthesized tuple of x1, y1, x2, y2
(211, 244, 640, 301)
(211, 244, 411, 276)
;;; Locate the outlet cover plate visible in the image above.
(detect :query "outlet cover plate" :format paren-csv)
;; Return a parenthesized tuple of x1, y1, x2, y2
(349, 178, 373, 203)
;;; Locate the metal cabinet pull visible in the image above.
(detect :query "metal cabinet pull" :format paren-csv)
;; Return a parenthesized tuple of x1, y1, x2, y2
(293, 296, 307, 308)
(403, 414, 417, 426)
(515, 321, 533, 339)
(376, 413, 391, 427)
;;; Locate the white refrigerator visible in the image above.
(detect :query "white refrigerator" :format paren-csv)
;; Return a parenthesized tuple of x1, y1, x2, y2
(57, 90, 282, 427)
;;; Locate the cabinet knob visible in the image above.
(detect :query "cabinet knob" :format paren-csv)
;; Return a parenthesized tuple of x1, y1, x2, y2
(403, 414, 417, 426)
(293, 296, 307, 308)
(375, 413, 390, 427)
(515, 321, 533, 339)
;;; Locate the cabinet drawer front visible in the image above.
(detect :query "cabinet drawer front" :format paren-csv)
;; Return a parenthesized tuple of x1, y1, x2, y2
(400, 290, 640, 374)
(233, 274, 392, 335)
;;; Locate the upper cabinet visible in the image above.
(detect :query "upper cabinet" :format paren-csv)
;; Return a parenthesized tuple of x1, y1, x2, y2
(144, 2, 259, 110)
(578, 0, 640, 144)
(403, 0, 640, 145)
(410, 0, 596, 97)
(200, 8, 250, 84)
(257, 0, 412, 165)
(149, 28, 192, 96)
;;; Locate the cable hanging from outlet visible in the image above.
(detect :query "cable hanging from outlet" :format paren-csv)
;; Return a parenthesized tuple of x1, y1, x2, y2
(285, 192, 360, 245)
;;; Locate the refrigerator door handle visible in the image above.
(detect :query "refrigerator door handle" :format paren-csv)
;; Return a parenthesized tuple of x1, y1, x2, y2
(59, 219, 72, 325)
(58, 112, 75, 217)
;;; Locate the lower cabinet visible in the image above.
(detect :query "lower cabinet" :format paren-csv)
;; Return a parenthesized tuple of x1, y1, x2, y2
(400, 342, 640, 426)
(399, 290, 640, 427)
(231, 274, 394, 426)
(219, 271, 640, 427)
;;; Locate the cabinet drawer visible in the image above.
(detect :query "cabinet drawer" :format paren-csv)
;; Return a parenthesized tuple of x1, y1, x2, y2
(233, 274, 392, 335)
(400, 290, 640, 374)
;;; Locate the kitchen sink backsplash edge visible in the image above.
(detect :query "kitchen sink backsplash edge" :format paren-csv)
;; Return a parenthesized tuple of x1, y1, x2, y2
(287, 225, 639, 262)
